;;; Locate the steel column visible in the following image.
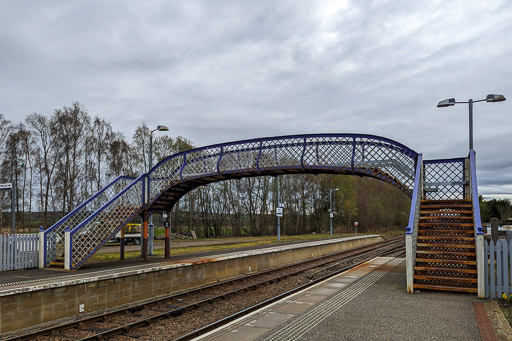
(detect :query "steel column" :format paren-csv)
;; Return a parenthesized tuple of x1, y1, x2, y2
(143, 210, 149, 261)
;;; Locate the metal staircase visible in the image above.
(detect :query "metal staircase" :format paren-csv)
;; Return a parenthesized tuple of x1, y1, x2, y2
(413, 199, 477, 293)
(406, 150, 485, 297)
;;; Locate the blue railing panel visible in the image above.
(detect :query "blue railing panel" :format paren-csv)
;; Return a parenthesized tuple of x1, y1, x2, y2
(68, 174, 145, 269)
(43, 176, 135, 267)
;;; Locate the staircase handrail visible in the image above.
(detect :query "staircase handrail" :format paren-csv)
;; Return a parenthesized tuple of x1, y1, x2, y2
(406, 153, 423, 234)
(44, 176, 136, 234)
(41, 175, 135, 267)
(469, 150, 484, 234)
(69, 174, 145, 236)
(405, 153, 423, 294)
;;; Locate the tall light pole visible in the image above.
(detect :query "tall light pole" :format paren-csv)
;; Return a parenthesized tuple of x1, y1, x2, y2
(329, 188, 339, 237)
(437, 94, 506, 150)
(148, 125, 169, 255)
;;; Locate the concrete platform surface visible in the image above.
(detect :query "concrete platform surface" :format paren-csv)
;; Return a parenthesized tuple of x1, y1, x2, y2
(195, 258, 487, 341)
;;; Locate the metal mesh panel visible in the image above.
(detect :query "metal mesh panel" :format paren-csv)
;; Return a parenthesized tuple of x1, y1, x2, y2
(182, 147, 221, 179)
(149, 155, 184, 202)
(424, 159, 466, 200)
(354, 137, 415, 191)
(302, 136, 352, 168)
(44, 177, 134, 266)
(218, 141, 260, 173)
(259, 138, 303, 169)
(70, 177, 144, 269)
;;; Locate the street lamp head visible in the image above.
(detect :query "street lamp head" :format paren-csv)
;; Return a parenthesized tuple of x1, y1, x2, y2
(156, 125, 169, 131)
(437, 98, 456, 108)
(486, 94, 506, 103)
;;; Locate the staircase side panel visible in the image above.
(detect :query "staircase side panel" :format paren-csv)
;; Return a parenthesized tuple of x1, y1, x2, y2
(43, 176, 135, 267)
(68, 175, 144, 270)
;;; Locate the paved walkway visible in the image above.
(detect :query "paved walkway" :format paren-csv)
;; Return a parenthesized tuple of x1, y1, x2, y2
(195, 258, 487, 341)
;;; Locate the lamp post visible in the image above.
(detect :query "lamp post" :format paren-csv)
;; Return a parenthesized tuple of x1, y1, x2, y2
(437, 94, 506, 150)
(148, 125, 169, 255)
(329, 188, 339, 237)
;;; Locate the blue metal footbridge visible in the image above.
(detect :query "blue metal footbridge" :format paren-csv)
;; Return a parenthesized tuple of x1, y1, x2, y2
(38, 133, 484, 297)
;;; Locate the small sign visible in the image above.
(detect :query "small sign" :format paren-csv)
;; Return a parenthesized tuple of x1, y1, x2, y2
(162, 213, 168, 219)
(354, 222, 359, 226)
(0, 183, 12, 190)
(276, 207, 283, 217)
(330, 213, 334, 218)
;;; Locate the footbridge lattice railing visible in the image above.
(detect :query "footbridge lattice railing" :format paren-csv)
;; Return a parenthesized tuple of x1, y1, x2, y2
(65, 175, 144, 270)
(148, 134, 419, 205)
(40, 176, 135, 267)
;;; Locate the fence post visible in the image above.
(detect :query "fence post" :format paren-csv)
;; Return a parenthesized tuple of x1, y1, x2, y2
(39, 227, 45, 268)
(491, 218, 499, 243)
(64, 226, 71, 271)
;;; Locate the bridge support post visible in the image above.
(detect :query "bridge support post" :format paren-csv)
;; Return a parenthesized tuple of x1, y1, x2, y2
(143, 210, 149, 261)
(120, 228, 125, 260)
(165, 211, 171, 259)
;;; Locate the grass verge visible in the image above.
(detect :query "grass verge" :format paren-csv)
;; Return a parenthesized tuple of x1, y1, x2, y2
(89, 232, 394, 263)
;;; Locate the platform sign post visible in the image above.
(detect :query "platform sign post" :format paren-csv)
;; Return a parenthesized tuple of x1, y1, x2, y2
(354, 221, 358, 235)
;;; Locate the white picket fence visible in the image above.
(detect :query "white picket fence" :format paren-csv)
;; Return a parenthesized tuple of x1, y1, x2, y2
(0, 233, 39, 271)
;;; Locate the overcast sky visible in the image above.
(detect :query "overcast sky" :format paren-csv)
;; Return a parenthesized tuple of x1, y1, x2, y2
(0, 0, 511, 198)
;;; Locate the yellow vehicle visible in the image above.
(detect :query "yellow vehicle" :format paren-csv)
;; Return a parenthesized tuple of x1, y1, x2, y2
(109, 224, 142, 245)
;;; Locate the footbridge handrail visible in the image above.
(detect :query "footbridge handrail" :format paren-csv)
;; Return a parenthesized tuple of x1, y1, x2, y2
(40, 175, 136, 267)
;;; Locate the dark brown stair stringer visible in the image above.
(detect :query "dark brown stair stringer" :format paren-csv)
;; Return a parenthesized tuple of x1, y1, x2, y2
(413, 199, 477, 293)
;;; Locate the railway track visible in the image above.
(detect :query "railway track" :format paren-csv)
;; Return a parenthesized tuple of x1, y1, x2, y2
(3, 237, 404, 341)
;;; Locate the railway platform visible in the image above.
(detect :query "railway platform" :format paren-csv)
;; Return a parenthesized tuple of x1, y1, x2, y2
(194, 257, 505, 341)
(0, 234, 383, 334)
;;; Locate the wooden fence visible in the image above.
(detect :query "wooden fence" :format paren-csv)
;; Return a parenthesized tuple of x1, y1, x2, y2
(0, 233, 39, 271)
(484, 236, 512, 298)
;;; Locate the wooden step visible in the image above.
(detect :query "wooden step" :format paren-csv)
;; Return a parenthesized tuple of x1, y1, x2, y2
(420, 205, 472, 209)
(417, 243, 475, 249)
(418, 236, 475, 241)
(416, 250, 476, 257)
(420, 210, 472, 215)
(413, 283, 477, 293)
(421, 199, 472, 204)
(414, 266, 477, 274)
(419, 216, 473, 220)
(419, 229, 474, 234)
(414, 274, 477, 283)
(419, 222, 474, 227)
(415, 258, 476, 265)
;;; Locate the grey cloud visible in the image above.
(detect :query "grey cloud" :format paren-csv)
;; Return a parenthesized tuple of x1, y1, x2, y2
(0, 0, 511, 197)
